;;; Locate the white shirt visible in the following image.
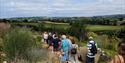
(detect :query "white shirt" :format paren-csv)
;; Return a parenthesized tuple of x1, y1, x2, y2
(43, 33, 48, 39)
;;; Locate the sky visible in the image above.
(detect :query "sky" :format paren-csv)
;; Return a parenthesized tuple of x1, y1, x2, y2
(0, 0, 125, 18)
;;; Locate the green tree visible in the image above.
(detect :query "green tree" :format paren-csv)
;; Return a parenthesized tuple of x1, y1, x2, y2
(33, 23, 45, 31)
(69, 20, 87, 41)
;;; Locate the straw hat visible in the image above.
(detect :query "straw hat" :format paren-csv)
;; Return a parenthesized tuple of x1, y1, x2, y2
(89, 36, 93, 39)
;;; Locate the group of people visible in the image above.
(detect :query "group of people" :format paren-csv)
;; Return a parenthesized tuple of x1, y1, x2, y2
(43, 32, 125, 63)
(43, 32, 78, 63)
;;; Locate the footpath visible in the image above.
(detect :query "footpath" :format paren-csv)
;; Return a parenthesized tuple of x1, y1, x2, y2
(44, 46, 101, 63)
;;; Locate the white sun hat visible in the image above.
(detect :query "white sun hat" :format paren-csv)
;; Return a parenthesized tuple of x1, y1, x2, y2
(62, 35, 66, 39)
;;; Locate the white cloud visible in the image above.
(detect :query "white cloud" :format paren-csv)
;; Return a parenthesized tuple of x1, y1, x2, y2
(0, 0, 125, 18)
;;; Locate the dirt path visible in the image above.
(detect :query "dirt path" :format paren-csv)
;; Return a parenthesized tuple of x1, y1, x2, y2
(45, 47, 101, 63)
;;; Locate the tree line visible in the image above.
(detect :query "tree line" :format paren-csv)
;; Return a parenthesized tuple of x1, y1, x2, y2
(0, 14, 125, 26)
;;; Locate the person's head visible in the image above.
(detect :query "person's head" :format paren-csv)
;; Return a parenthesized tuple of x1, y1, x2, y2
(118, 41, 125, 57)
(54, 35, 58, 39)
(44, 31, 47, 34)
(69, 37, 76, 44)
(53, 32, 56, 35)
(88, 36, 93, 40)
(49, 32, 52, 36)
(61, 35, 67, 39)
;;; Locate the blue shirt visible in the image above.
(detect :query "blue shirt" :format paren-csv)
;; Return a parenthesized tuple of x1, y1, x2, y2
(61, 39, 70, 52)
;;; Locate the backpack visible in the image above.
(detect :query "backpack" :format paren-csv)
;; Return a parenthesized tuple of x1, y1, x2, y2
(71, 44, 77, 54)
(71, 48, 77, 54)
(90, 43, 97, 55)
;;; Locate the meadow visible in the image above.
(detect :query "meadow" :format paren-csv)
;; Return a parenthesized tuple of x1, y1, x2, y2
(11, 22, 124, 31)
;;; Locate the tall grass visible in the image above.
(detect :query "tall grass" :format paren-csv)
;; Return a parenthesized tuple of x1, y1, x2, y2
(3, 28, 35, 62)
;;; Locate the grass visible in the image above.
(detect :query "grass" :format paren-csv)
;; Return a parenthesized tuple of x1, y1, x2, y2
(103, 49, 117, 57)
(86, 25, 124, 31)
(11, 22, 124, 31)
(77, 41, 87, 47)
(43, 23, 70, 29)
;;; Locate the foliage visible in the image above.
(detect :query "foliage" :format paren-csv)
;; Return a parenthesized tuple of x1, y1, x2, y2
(3, 28, 35, 61)
(0, 38, 3, 51)
(36, 36, 42, 42)
(27, 48, 48, 63)
(87, 31, 97, 38)
(77, 41, 87, 47)
(117, 27, 125, 41)
(99, 35, 118, 51)
(68, 20, 87, 40)
(32, 23, 45, 31)
(34, 35, 43, 48)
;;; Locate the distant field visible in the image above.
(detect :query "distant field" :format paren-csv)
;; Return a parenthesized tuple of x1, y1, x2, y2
(43, 22, 124, 31)
(11, 22, 124, 31)
(43, 22, 70, 29)
(86, 25, 124, 31)
(43, 21, 69, 25)
(44, 23, 124, 31)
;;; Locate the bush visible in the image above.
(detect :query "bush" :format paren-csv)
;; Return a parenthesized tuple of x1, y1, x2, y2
(35, 36, 43, 48)
(3, 28, 35, 62)
(87, 31, 97, 38)
(117, 27, 125, 41)
(101, 35, 118, 51)
(33, 23, 45, 31)
(27, 48, 48, 63)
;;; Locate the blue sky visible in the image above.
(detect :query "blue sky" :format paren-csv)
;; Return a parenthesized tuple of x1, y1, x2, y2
(0, 0, 125, 18)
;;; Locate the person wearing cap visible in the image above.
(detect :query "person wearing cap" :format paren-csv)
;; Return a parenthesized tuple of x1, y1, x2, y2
(60, 35, 71, 63)
(86, 37, 98, 63)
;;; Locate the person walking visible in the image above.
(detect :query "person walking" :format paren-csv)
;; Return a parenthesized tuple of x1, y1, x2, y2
(48, 32, 53, 46)
(110, 41, 125, 63)
(86, 37, 98, 63)
(60, 35, 71, 63)
(52, 35, 60, 52)
(67, 36, 73, 52)
(70, 37, 78, 63)
(43, 32, 48, 43)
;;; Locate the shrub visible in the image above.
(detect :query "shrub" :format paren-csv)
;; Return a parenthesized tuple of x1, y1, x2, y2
(87, 31, 97, 38)
(101, 35, 118, 51)
(33, 23, 45, 31)
(27, 48, 48, 63)
(35, 36, 43, 48)
(117, 27, 125, 41)
(3, 28, 35, 62)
